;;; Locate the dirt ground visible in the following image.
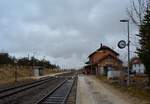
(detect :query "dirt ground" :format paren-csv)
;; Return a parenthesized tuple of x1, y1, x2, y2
(76, 75, 149, 104)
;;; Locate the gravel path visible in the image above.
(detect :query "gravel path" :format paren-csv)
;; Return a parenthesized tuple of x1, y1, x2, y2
(77, 75, 144, 104)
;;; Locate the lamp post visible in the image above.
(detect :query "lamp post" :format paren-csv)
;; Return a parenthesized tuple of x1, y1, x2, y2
(120, 19, 130, 86)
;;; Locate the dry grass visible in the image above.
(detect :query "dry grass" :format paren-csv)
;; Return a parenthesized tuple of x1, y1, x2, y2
(96, 75, 150, 102)
(43, 68, 62, 75)
(0, 66, 62, 84)
(0, 66, 33, 84)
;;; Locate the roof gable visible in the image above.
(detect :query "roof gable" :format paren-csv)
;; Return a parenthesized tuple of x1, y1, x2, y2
(88, 45, 119, 58)
(97, 46, 119, 55)
(96, 54, 122, 64)
(131, 57, 142, 64)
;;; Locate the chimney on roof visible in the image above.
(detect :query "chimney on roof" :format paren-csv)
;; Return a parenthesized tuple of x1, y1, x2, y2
(100, 43, 103, 48)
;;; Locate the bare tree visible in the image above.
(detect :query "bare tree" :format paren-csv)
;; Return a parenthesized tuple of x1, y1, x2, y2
(127, 0, 150, 27)
(126, 0, 150, 50)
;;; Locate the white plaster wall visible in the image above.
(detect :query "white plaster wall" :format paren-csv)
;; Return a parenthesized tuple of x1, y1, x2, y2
(100, 67, 104, 75)
(132, 64, 145, 74)
(34, 69, 40, 77)
(107, 71, 121, 79)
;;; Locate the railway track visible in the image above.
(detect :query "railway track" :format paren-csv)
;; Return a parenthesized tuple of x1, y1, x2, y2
(0, 76, 56, 99)
(0, 72, 78, 104)
(36, 77, 76, 104)
(66, 77, 78, 104)
(56, 71, 77, 76)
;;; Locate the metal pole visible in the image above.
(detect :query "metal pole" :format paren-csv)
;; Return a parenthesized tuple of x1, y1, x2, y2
(127, 21, 130, 86)
(120, 19, 130, 86)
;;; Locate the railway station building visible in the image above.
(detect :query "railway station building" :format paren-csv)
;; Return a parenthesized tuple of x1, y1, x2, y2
(84, 44, 123, 78)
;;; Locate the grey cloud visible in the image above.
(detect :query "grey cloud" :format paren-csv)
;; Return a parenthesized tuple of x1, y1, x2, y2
(0, 0, 136, 68)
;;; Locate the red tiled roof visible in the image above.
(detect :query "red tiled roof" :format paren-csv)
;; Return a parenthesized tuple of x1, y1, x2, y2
(95, 54, 122, 64)
(131, 57, 143, 64)
(132, 58, 142, 64)
(88, 45, 119, 58)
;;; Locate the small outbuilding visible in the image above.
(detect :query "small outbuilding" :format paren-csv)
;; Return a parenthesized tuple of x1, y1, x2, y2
(131, 57, 145, 74)
(33, 66, 44, 77)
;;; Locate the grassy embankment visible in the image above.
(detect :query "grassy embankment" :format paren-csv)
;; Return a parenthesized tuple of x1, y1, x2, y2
(96, 75, 150, 102)
(0, 65, 60, 84)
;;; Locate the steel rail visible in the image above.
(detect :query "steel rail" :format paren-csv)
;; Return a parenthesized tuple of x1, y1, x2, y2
(0, 77, 56, 99)
(61, 78, 75, 104)
(35, 78, 76, 104)
(35, 79, 67, 104)
(0, 76, 54, 93)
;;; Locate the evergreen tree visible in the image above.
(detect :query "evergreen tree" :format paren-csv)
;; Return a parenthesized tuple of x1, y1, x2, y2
(137, 9, 150, 85)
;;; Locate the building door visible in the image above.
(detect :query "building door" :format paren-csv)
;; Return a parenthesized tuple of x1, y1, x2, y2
(104, 66, 108, 76)
(91, 65, 96, 74)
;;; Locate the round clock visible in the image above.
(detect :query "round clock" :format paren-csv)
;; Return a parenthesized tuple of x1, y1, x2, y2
(118, 40, 126, 49)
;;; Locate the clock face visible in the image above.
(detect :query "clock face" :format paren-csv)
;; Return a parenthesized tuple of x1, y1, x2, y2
(118, 40, 126, 49)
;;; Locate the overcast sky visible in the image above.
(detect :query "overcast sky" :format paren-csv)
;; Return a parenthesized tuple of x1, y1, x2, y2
(0, 0, 138, 69)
